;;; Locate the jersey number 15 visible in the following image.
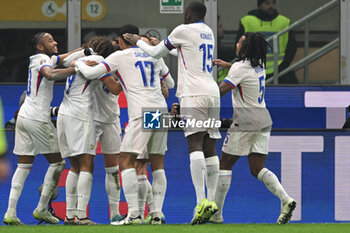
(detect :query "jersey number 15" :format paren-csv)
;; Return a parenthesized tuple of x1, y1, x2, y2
(199, 43, 213, 73)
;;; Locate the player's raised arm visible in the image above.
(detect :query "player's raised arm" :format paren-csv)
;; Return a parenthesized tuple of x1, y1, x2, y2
(75, 60, 108, 80)
(213, 59, 232, 68)
(62, 48, 95, 67)
(56, 47, 82, 63)
(124, 33, 170, 59)
(50, 47, 83, 67)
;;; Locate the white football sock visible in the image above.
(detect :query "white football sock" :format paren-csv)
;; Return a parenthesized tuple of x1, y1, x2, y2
(105, 166, 120, 219)
(152, 169, 167, 218)
(65, 170, 79, 219)
(214, 170, 232, 217)
(257, 168, 290, 204)
(137, 175, 148, 218)
(205, 156, 219, 202)
(37, 160, 65, 211)
(76, 171, 93, 219)
(190, 151, 206, 205)
(145, 178, 155, 214)
(121, 168, 139, 218)
(6, 163, 32, 216)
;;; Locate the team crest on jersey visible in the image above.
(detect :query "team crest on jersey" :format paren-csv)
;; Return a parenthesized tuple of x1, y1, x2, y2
(90, 144, 95, 150)
(143, 110, 162, 129)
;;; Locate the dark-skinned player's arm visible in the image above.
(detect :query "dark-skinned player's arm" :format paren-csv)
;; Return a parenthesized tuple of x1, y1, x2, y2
(40, 65, 75, 81)
(100, 73, 123, 96)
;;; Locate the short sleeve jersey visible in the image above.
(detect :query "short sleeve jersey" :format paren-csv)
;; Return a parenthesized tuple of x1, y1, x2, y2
(93, 80, 120, 124)
(59, 55, 104, 122)
(19, 53, 59, 122)
(224, 60, 272, 130)
(164, 22, 220, 98)
(102, 47, 167, 121)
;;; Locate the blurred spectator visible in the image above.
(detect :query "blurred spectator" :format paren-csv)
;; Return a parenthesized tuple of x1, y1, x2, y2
(233, 0, 298, 84)
(217, 15, 235, 82)
(5, 90, 27, 130)
(343, 105, 350, 129)
(0, 98, 10, 181)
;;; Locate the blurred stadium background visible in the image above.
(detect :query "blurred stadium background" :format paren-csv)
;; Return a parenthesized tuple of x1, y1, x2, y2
(1, 0, 350, 227)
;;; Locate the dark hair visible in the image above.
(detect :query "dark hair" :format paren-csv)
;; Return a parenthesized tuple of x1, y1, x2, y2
(118, 24, 139, 46)
(30, 32, 47, 52)
(139, 34, 151, 43)
(238, 32, 271, 68)
(86, 36, 117, 58)
(140, 34, 150, 40)
(187, 2, 206, 19)
(258, 0, 276, 7)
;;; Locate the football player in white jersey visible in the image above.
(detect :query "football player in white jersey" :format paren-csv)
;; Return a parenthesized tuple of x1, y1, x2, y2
(91, 41, 122, 223)
(75, 25, 169, 225)
(3, 32, 80, 225)
(124, 2, 220, 225)
(211, 32, 296, 224)
(57, 36, 121, 225)
(93, 79, 123, 224)
(135, 35, 174, 224)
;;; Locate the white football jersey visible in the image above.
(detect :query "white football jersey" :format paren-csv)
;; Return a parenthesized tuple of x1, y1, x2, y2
(224, 60, 272, 130)
(102, 47, 167, 120)
(59, 55, 104, 121)
(93, 80, 120, 123)
(165, 22, 220, 98)
(19, 53, 60, 122)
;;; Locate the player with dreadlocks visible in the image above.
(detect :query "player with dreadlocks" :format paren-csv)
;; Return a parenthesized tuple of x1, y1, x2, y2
(211, 32, 296, 224)
(57, 36, 121, 225)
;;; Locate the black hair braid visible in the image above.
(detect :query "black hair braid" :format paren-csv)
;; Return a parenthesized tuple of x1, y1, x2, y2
(30, 32, 47, 53)
(238, 32, 270, 68)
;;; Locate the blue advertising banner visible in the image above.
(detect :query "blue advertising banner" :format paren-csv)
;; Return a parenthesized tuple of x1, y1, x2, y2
(1, 129, 350, 224)
(1, 85, 349, 130)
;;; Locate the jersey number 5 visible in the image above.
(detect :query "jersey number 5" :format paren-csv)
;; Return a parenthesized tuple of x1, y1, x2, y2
(199, 43, 213, 73)
(258, 75, 265, 104)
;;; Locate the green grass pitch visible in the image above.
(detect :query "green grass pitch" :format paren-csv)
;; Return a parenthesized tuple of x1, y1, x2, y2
(1, 224, 350, 233)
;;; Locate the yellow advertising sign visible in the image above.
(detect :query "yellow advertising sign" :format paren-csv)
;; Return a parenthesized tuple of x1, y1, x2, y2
(0, 0, 106, 21)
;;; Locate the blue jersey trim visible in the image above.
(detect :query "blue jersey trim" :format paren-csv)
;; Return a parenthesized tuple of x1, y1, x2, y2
(164, 38, 176, 51)
(56, 55, 60, 65)
(100, 73, 112, 81)
(101, 61, 111, 72)
(39, 64, 53, 72)
(223, 79, 236, 88)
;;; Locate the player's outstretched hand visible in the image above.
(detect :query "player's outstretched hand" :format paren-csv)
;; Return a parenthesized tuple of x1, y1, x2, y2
(123, 33, 141, 46)
(149, 37, 160, 46)
(213, 59, 232, 68)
